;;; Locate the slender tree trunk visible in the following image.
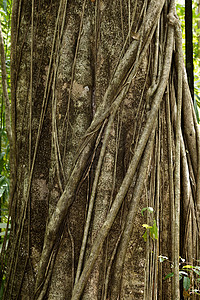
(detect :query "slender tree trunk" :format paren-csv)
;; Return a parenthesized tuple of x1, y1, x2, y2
(185, 0, 194, 100)
(1, 0, 200, 299)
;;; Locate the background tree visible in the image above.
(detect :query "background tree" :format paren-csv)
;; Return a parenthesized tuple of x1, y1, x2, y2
(185, 0, 194, 99)
(0, 3, 11, 297)
(176, 0, 200, 121)
(1, 0, 200, 299)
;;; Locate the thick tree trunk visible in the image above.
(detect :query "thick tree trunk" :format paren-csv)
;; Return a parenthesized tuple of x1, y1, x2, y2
(1, 0, 200, 299)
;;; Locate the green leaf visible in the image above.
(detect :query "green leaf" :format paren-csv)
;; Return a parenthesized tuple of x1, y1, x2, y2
(0, 186, 6, 197)
(142, 224, 152, 229)
(164, 272, 174, 280)
(147, 207, 154, 214)
(142, 231, 147, 242)
(179, 271, 188, 276)
(158, 255, 168, 263)
(0, 222, 10, 229)
(150, 219, 158, 240)
(3, 0, 7, 12)
(183, 276, 190, 291)
(141, 207, 153, 216)
(183, 265, 193, 269)
(141, 207, 147, 216)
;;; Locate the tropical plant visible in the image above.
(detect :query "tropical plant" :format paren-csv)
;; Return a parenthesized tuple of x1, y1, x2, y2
(160, 255, 200, 297)
(176, 0, 200, 121)
(141, 207, 158, 242)
(0, 0, 12, 246)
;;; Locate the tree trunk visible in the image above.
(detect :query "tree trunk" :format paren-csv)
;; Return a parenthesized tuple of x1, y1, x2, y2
(1, 0, 200, 299)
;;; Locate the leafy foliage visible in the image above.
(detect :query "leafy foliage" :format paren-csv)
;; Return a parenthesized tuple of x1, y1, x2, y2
(176, 0, 200, 121)
(141, 207, 158, 242)
(162, 257, 200, 296)
(0, 0, 12, 248)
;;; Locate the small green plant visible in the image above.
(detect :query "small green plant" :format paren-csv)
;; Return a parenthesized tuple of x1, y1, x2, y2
(141, 207, 158, 242)
(160, 255, 200, 296)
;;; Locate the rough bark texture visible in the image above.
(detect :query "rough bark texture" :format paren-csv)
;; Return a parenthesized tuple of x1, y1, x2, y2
(1, 0, 200, 299)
